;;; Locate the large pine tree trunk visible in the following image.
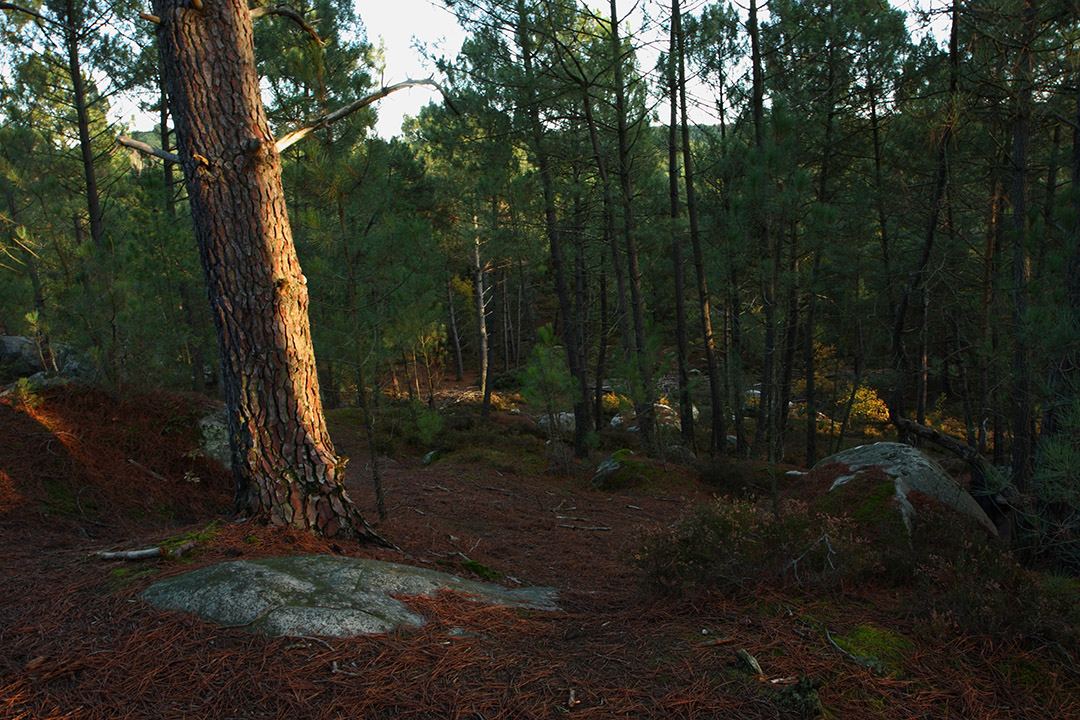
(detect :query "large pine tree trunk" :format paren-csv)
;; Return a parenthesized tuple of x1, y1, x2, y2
(152, 0, 382, 542)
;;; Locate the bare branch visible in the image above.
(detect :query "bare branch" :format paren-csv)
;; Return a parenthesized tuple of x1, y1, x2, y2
(96, 541, 196, 560)
(0, 1, 53, 26)
(139, 12, 160, 23)
(117, 135, 182, 165)
(250, 4, 323, 45)
(274, 78, 448, 153)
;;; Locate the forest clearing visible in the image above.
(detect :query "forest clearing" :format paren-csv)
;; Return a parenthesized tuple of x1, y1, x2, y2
(4, 0, 1080, 715)
(1, 383, 1078, 719)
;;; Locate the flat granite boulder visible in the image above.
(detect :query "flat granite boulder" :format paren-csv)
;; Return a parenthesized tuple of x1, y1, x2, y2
(142, 555, 558, 638)
(813, 442, 997, 536)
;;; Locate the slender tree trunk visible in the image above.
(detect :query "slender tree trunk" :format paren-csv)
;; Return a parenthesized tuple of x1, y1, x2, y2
(888, 0, 958, 443)
(572, 187, 593, 446)
(152, 0, 383, 541)
(518, 2, 589, 454)
(446, 275, 464, 381)
(1039, 68, 1080, 453)
(676, 0, 723, 454)
(777, 226, 799, 462)
(1010, 0, 1036, 492)
(574, 69, 637, 446)
(916, 286, 929, 426)
(868, 73, 894, 310)
(610, 0, 657, 454)
(979, 179, 1002, 455)
(595, 259, 609, 431)
(668, 0, 695, 451)
(747, 0, 776, 461)
(472, 216, 489, 394)
(64, 0, 105, 252)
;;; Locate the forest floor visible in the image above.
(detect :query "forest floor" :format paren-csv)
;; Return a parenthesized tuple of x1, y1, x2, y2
(1, 385, 1078, 719)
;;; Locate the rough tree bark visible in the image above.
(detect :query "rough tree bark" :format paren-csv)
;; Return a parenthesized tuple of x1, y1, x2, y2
(151, 0, 384, 542)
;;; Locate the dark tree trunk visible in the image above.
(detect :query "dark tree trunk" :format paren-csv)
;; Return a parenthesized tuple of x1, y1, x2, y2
(610, 0, 657, 454)
(518, 2, 590, 455)
(747, 0, 776, 461)
(1010, 0, 1036, 492)
(578, 83, 632, 368)
(1040, 68, 1080, 447)
(676, 0, 723, 454)
(595, 260, 610, 431)
(979, 179, 1003, 455)
(152, 0, 382, 542)
(65, 0, 105, 252)
(777, 241, 799, 463)
(916, 286, 929, 427)
(668, 0, 695, 451)
(888, 0, 958, 441)
(869, 73, 893, 309)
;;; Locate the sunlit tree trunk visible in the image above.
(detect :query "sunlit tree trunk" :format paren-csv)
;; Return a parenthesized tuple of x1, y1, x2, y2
(152, 0, 382, 541)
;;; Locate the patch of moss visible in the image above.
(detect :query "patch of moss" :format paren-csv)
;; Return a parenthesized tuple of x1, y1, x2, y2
(832, 623, 912, 676)
(460, 560, 501, 581)
(106, 567, 157, 593)
(597, 453, 666, 491)
(162, 520, 220, 551)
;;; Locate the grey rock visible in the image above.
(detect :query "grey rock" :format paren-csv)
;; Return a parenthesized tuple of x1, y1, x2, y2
(0, 335, 44, 378)
(1, 336, 96, 386)
(142, 555, 558, 638)
(814, 442, 997, 536)
(538, 411, 575, 434)
(593, 451, 628, 489)
(197, 407, 231, 470)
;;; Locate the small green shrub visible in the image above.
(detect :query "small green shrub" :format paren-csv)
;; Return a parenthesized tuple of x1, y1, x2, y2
(638, 495, 1080, 647)
(635, 499, 832, 593)
(695, 456, 770, 497)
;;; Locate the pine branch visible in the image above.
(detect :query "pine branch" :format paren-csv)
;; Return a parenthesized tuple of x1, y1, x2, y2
(250, 4, 323, 45)
(117, 135, 181, 165)
(274, 78, 451, 153)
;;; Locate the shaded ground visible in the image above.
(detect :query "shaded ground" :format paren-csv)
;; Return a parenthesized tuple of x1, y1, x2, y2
(1, 387, 1077, 719)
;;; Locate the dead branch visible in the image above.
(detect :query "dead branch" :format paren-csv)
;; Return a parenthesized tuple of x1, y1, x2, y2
(96, 541, 195, 561)
(891, 415, 1009, 493)
(558, 524, 612, 531)
(274, 78, 447, 153)
(824, 628, 883, 672)
(117, 135, 181, 166)
(251, 5, 323, 45)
